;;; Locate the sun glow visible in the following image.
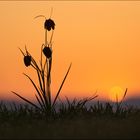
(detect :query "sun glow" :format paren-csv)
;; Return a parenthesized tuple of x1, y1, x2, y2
(109, 86, 124, 102)
(0, 2, 140, 101)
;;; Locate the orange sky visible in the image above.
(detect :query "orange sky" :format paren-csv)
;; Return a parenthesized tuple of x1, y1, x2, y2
(0, 1, 140, 102)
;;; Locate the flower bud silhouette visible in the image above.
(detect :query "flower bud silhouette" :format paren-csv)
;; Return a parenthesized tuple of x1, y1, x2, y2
(44, 19, 55, 31)
(43, 46, 52, 58)
(24, 55, 31, 67)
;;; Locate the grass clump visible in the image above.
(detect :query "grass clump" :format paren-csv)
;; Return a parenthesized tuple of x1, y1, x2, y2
(0, 88, 139, 138)
(0, 100, 140, 139)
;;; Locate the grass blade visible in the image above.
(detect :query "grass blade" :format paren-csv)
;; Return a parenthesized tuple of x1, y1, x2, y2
(23, 73, 47, 106)
(35, 94, 45, 111)
(36, 69, 43, 93)
(12, 91, 41, 110)
(52, 63, 72, 107)
(23, 73, 41, 95)
(120, 88, 128, 105)
(122, 88, 128, 101)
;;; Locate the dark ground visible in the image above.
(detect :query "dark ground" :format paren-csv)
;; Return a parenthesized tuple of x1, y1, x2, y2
(0, 113, 140, 139)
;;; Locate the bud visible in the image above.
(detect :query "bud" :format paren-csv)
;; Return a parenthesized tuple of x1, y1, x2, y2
(44, 18, 55, 31)
(24, 55, 31, 67)
(43, 47, 52, 58)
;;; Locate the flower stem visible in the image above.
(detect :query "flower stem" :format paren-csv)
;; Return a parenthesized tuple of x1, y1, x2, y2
(46, 58, 51, 110)
(45, 30, 47, 46)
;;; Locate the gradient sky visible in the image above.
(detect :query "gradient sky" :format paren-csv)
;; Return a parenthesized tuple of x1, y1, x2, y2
(0, 1, 140, 102)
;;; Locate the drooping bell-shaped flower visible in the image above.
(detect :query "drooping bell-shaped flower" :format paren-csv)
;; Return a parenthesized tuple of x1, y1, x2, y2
(44, 18, 55, 31)
(43, 46, 52, 58)
(24, 55, 31, 67)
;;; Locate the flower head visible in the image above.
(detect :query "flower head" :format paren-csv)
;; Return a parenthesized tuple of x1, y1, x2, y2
(44, 19, 55, 31)
(24, 55, 31, 67)
(43, 46, 52, 58)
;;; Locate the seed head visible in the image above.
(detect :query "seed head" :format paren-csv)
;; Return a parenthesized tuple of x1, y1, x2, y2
(24, 55, 31, 67)
(43, 47, 52, 58)
(44, 19, 55, 31)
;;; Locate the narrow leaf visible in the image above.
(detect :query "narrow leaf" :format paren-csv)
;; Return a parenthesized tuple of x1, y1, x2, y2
(23, 73, 46, 106)
(35, 94, 44, 110)
(12, 91, 41, 110)
(40, 44, 44, 69)
(52, 63, 72, 107)
(122, 88, 127, 101)
(36, 69, 43, 93)
(120, 88, 128, 105)
(34, 15, 46, 19)
(19, 48, 25, 56)
(23, 73, 41, 95)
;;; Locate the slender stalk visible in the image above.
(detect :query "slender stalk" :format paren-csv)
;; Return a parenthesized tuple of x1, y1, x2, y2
(49, 30, 54, 44)
(42, 60, 49, 108)
(46, 58, 51, 110)
(47, 58, 52, 107)
(40, 44, 44, 69)
(45, 30, 47, 46)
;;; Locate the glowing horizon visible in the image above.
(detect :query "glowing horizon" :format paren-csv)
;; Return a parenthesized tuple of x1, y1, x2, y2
(0, 1, 140, 103)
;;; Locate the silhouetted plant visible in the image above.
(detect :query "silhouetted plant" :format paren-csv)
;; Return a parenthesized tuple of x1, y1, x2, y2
(115, 88, 128, 115)
(12, 14, 72, 115)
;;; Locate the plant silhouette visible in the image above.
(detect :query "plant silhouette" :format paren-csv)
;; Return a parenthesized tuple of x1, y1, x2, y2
(12, 14, 72, 115)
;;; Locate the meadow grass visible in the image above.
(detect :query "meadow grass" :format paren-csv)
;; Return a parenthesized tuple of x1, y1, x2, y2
(0, 100, 140, 139)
